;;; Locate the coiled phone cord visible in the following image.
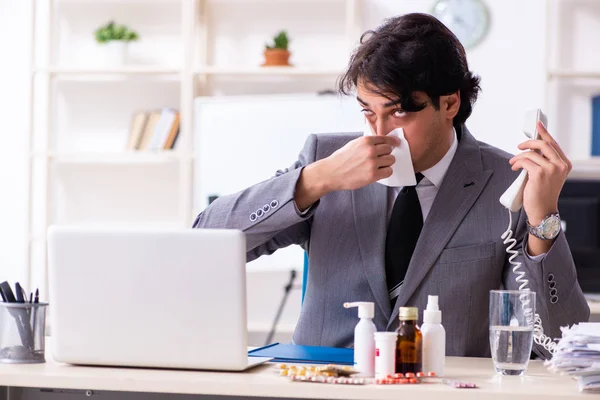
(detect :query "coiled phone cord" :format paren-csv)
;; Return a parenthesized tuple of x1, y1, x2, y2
(501, 210, 557, 356)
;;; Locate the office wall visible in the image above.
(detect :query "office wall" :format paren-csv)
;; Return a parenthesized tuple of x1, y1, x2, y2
(0, 0, 30, 285)
(1, 0, 550, 342)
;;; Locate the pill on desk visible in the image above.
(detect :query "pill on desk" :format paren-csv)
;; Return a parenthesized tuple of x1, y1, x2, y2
(443, 379, 477, 389)
(416, 372, 425, 378)
(409, 378, 418, 384)
(427, 371, 436, 377)
(393, 373, 404, 379)
(405, 372, 415, 378)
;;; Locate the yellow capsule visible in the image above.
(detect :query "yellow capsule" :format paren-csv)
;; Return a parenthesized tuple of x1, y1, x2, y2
(298, 369, 306, 376)
(279, 364, 287, 369)
(290, 365, 297, 370)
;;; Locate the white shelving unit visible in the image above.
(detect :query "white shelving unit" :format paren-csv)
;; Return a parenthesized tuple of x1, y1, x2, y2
(544, 0, 600, 177)
(26, 0, 362, 295)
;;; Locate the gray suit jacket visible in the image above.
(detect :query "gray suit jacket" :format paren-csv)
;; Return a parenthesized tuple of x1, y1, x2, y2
(193, 126, 590, 359)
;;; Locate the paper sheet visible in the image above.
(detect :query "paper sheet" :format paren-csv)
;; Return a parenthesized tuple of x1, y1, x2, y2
(363, 122, 416, 187)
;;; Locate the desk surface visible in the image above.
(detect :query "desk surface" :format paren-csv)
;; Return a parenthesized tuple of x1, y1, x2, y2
(0, 353, 586, 399)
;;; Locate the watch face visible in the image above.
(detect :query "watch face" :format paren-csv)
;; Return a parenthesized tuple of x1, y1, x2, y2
(431, 0, 490, 49)
(542, 216, 561, 239)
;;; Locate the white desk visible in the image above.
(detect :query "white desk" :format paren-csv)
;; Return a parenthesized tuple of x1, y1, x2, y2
(0, 353, 587, 400)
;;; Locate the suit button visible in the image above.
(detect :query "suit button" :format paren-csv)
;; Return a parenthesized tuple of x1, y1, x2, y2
(549, 281, 556, 289)
(270, 200, 279, 208)
(249, 213, 257, 222)
(256, 209, 264, 217)
(550, 295, 558, 304)
(263, 204, 270, 213)
(547, 273, 555, 282)
(549, 288, 558, 297)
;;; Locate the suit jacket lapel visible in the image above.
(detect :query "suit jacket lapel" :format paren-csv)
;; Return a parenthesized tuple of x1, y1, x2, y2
(387, 129, 493, 326)
(352, 182, 391, 320)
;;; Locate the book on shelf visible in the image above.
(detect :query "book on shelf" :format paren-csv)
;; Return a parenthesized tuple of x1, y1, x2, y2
(593, 95, 600, 156)
(126, 111, 149, 150)
(126, 107, 180, 151)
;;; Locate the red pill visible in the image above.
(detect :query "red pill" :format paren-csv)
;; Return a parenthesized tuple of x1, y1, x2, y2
(394, 373, 404, 379)
(427, 371, 436, 377)
(409, 378, 418, 384)
(416, 372, 425, 378)
(405, 372, 415, 378)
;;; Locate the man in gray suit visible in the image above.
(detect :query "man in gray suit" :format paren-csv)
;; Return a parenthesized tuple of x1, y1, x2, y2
(193, 13, 589, 359)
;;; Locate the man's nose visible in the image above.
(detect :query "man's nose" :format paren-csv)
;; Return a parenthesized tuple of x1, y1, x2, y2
(374, 120, 393, 136)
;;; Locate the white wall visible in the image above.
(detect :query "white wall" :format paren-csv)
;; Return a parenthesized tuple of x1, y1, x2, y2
(0, 0, 550, 343)
(0, 0, 31, 285)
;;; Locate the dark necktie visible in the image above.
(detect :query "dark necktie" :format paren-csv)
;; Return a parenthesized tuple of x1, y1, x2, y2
(385, 173, 425, 304)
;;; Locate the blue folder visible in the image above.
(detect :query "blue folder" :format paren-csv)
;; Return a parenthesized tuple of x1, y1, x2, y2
(248, 343, 354, 365)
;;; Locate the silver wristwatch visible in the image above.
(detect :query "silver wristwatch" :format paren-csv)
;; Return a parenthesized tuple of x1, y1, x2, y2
(526, 213, 561, 240)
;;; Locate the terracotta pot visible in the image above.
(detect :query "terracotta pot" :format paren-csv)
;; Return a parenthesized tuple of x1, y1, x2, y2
(262, 49, 291, 66)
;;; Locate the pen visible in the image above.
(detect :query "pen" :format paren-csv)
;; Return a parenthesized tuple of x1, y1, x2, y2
(29, 292, 32, 303)
(0, 281, 17, 303)
(15, 283, 25, 303)
(34, 289, 39, 304)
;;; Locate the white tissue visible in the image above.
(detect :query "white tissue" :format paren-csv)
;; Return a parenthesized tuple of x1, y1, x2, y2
(363, 122, 416, 187)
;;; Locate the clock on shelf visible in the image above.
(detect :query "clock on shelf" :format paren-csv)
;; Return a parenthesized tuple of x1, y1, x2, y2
(431, 0, 491, 50)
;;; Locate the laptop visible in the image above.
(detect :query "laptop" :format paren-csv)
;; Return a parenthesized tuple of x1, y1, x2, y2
(46, 225, 271, 371)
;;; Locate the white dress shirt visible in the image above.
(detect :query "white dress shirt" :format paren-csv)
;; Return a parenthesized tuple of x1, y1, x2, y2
(387, 128, 458, 223)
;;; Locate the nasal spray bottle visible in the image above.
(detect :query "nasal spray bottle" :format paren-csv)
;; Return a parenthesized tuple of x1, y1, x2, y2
(421, 295, 445, 376)
(343, 302, 376, 376)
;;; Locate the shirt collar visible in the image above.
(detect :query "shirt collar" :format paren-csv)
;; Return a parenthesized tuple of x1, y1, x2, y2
(420, 127, 458, 189)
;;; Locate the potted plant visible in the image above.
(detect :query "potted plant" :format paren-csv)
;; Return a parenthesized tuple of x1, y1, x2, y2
(94, 21, 139, 65)
(262, 30, 291, 67)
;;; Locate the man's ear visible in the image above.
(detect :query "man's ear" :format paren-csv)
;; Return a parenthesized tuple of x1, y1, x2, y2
(443, 91, 461, 120)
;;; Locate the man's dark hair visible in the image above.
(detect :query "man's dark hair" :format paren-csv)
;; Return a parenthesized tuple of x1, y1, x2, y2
(338, 13, 481, 127)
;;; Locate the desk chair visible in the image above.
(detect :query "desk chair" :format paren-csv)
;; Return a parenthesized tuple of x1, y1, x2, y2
(264, 252, 308, 345)
(302, 252, 309, 304)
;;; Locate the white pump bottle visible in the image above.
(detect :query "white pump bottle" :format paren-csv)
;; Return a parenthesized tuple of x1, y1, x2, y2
(343, 302, 376, 376)
(421, 295, 446, 376)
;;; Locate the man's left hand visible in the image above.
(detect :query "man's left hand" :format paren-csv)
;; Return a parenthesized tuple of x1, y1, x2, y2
(509, 122, 572, 254)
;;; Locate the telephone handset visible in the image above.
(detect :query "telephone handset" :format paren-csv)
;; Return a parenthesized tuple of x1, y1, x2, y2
(500, 109, 548, 211)
(499, 109, 557, 357)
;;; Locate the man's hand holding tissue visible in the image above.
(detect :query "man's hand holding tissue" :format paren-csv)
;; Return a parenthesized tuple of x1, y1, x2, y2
(294, 135, 399, 212)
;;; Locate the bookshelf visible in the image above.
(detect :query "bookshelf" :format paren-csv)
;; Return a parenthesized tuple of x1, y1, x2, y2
(26, 0, 361, 297)
(544, 0, 600, 175)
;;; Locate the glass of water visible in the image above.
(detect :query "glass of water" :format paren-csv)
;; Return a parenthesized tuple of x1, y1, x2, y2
(489, 290, 536, 376)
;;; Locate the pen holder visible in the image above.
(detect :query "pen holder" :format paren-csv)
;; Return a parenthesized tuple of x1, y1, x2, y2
(0, 302, 48, 363)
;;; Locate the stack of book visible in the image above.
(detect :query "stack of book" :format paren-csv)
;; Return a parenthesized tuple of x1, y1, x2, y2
(546, 323, 600, 392)
(125, 107, 180, 151)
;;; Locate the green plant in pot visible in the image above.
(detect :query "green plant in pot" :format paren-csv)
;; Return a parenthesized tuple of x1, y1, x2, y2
(94, 21, 139, 65)
(262, 30, 291, 67)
